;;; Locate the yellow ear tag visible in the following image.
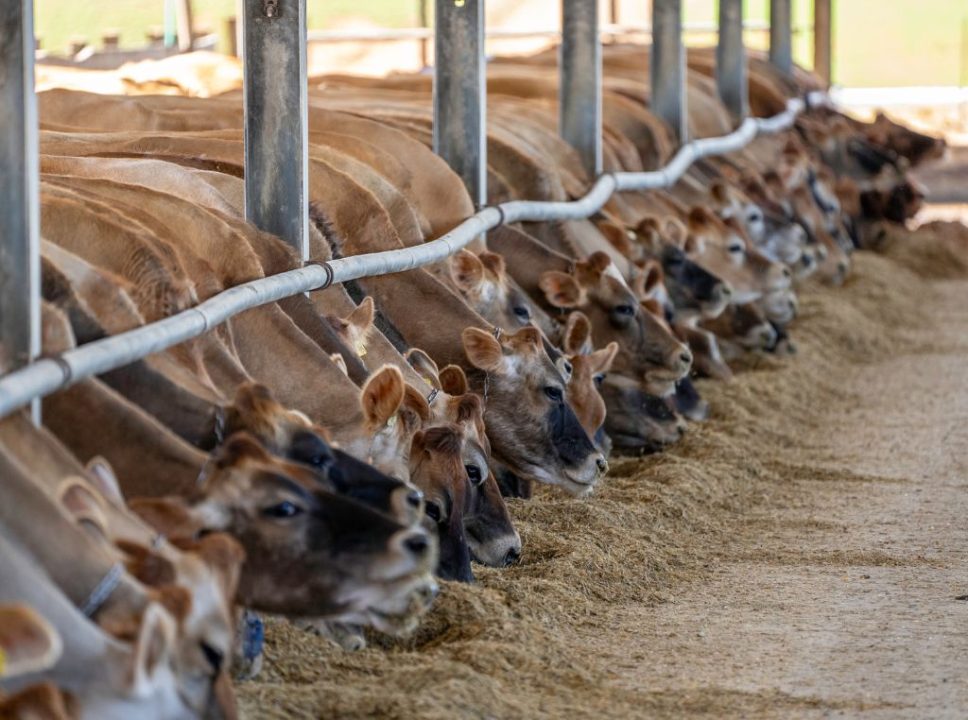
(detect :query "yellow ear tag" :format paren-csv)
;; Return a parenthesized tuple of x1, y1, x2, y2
(386, 414, 398, 429)
(0, 647, 7, 677)
(422, 376, 435, 388)
(356, 342, 367, 358)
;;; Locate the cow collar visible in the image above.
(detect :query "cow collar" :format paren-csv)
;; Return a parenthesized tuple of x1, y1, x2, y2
(80, 562, 125, 619)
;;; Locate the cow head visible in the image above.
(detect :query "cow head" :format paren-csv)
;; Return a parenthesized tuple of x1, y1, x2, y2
(599, 373, 686, 454)
(630, 218, 731, 319)
(684, 208, 792, 302)
(433, 366, 521, 568)
(461, 325, 607, 496)
(560, 311, 618, 451)
(133, 433, 437, 620)
(409, 425, 475, 582)
(539, 251, 691, 397)
(449, 249, 555, 337)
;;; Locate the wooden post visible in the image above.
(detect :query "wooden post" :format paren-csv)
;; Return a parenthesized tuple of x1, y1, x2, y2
(561, 0, 603, 176)
(0, 0, 41, 421)
(433, 0, 486, 207)
(813, 0, 832, 84)
(176, 0, 194, 51)
(243, 0, 309, 259)
(418, 0, 430, 69)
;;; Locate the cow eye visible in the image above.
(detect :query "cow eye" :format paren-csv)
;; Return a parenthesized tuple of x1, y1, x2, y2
(544, 385, 564, 403)
(513, 305, 531, 322)
(425, 500, 442, 523)
(614, 304, 635, 316)
(262, 501, 303, 519)
(465, 464, 484, 486)
(593, 373, 606, 387)
(728, 243, 745, 255)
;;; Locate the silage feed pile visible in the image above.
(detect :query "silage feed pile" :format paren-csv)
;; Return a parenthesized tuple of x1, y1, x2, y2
(237, 222, 968, 719)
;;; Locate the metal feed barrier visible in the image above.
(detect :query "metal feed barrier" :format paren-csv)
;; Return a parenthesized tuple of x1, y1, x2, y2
(0, 0, 825, 421)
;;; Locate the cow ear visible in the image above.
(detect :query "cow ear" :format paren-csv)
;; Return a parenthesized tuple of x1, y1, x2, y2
(57, 477, 110, 539)
(562, 311, 592, 356)
(589, 342, 619, 374)
(687, 206, 712, 231)
(0, 606, 62, 680)
(450, 250, 486, 293)
(405, 348, 441, 390)
(636, 215, 661, 235)
(129, 603, 176, 696)
(538, 271, 584, 309)
(664, 217, 687, 247)
(596, 221, 635, 256)
(115, 539, 177, 587)
(401, 384, 432, 426)
(360, 365, 406, 430)
(438, 364, 469, 395)
(329, 352, 348, 376)
(215, 433, 272, 469)
(640, 259, 664, 298)
(454, 393, 483, 425)
(85, 457, 125, 505)
(345, 297, 375, 354)
(683, 233, 705, 255)
(582, 251, 611, 277)
(710, 181, 731, 206)
(462, 327, 505, 373)
(478, 251, 506, 280)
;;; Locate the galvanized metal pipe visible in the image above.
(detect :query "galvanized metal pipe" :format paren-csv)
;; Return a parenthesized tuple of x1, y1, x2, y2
(0, 95, 825, 420)
(769, 0, 793, 74)
(433, 0, 486, 207)
(0, 0, 41, 421)
(243, 0, 309, 259)
(716, 0, 748, 119)
(650, 0, 687, 141)
(560, 0, 603, 177)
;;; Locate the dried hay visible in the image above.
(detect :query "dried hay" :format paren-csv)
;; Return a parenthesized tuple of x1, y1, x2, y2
(238, 222, 966, 719)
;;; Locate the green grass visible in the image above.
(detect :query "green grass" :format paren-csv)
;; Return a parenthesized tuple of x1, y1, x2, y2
(35, 0, 968, 88)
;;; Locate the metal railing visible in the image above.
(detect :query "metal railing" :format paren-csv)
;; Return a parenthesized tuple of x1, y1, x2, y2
(0, 91, 826, 420)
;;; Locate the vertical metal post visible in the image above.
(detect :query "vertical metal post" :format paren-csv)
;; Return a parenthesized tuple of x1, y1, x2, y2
(560, 0, 603, 176)
(813, 0, 831, 84)
(242, 0, 309, 260)
(769, 0, 793, 75)
(716, 0, 747, 118)
(433, 0, 486, 208)
(0, 0, 41, 422)
(650, 0, 687, 141)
